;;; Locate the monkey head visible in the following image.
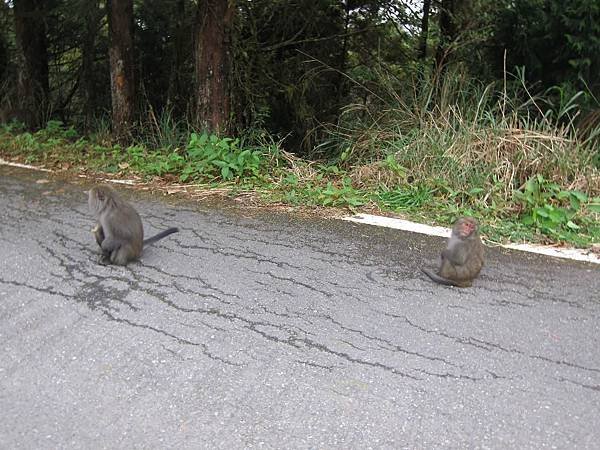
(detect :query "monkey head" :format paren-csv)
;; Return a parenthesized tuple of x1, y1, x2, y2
(88, 185, 114, 216)
(453, 216, 478, 239)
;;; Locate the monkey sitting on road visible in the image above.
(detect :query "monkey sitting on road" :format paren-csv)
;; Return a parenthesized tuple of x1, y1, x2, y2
(88, 185, 178, 266)
(422, 216, 484, 287)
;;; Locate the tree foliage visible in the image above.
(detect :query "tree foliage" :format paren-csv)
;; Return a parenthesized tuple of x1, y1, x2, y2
(491, 0, 600, 98)
(0, 0, 597, 153)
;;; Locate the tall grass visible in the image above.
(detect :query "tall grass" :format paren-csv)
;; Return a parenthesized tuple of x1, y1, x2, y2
(134, 107, 192, 150)
(328, 68, 600, 208)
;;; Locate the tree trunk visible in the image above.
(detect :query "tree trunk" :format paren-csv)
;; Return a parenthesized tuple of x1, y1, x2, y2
(108, 0, 135, 142)
(167, 0, 187, 112)
(435, 0, 456, 70)
(435, 0, 472, 69)
(13, 0, 49, 128)
(418, 0, 431, 60)
(81, 0, 102, 131)
(194, 0, 235, 134)
(335, 0, 351, 105)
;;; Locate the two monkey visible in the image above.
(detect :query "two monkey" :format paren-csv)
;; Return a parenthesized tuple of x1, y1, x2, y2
(88, 184, 484, 287)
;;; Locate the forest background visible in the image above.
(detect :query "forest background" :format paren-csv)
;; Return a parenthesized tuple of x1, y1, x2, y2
(0, 0, 599, 246)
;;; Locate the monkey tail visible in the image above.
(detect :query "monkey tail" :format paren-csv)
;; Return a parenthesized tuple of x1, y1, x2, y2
(421, 267, 459, 287)
(143, 227, 179, 247)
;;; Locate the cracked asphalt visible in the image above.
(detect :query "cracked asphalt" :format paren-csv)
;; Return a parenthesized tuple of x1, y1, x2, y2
(0, 165, 599, 449)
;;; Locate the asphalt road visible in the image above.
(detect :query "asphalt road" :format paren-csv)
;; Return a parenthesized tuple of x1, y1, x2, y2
(0, 165, 599, 449)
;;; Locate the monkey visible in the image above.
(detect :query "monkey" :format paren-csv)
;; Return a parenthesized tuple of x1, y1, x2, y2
(421, 216, 484, 288)
(88, 185, 179, 266)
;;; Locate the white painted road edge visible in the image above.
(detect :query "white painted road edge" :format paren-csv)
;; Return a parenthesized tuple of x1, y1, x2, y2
(0, 158, 136, 184)
(2, 159, 598, 265)
(343, 213, 600, 265)
(0, 158, 52, 172)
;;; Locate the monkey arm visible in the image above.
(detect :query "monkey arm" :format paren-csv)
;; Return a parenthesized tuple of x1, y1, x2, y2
(92, 224, 105, 247)
(100, 237, 121, 253)
(442, 245, 468, 266)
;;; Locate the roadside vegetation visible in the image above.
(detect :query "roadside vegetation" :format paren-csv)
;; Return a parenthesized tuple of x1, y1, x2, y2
(1, 1, 598, 247)
(1, 70, 598, 247)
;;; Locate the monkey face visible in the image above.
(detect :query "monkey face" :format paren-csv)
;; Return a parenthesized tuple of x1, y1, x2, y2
(456, 217, 478, 238)
(88, 187, 100, 214)
(88, 186, 111, 215)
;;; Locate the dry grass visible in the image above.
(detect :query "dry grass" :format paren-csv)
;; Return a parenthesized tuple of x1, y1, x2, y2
(336, 98, 600, 203)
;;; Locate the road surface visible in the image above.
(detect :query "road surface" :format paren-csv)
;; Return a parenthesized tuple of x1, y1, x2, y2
(0, 165, 598, 449)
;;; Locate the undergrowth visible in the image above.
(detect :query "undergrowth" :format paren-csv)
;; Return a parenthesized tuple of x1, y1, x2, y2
(0, 69, 599, 247)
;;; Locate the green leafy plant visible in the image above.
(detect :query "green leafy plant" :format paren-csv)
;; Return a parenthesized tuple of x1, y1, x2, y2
(589, 197, 600, 214)
(314, 179, 366, 207)
(181, 133, 263, 181)
(378, 184, 433, 210)
(514, 174, 588, 238)
(381, 154, 408, 177)
(121, 145, 181, 177)
(40, 120, 78, 140)
(150, 152, 185, 176)
(0, 120, 26, 134)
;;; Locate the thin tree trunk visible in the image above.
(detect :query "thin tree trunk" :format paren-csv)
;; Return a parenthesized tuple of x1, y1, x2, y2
(167, 0, 186, 112)
(335, 0, 351, 105)
(13, 0, 49, 128)
(108, 0, 135, 142)
(418, 0, 431, 60)
(194, 0, 235, 134)
(435, 0, 456, 70)
(81, 0, 101, 130)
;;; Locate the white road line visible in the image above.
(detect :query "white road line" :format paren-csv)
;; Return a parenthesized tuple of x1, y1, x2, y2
(343, 213, 600, 265)
(1, 159, 137, 184)
(0, 158, 52, 172)
(3, 159, 598, 265)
